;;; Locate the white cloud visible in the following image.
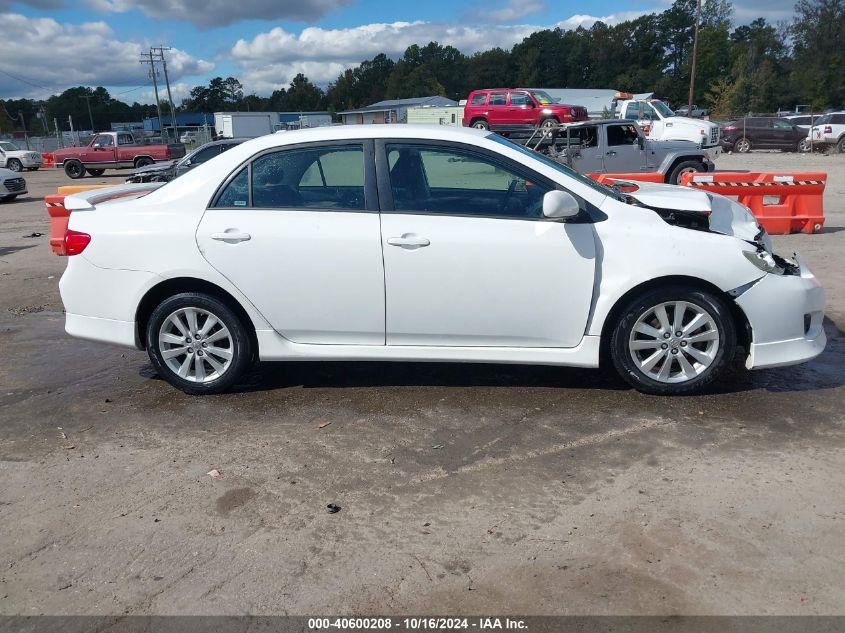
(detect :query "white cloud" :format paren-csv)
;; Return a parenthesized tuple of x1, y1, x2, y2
(138, 82, 193, 105)
(231, 14, 650, 94)
(0, 13, 214, 99)
(486, 0, 545, 22)
(85, 0, 352, 28)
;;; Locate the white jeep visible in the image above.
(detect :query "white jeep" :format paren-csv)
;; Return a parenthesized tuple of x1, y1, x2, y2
(0, 141, 43, 172)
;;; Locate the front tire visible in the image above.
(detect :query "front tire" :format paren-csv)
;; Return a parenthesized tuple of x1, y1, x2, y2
(668, 160, 704, 185)
(87, 168, 105, 176)
(470, 119, 489, 130)
(540, 117, 559, 130)
(146, 293, 252, 395)
(610, 286, 736, 395)
(7, 159, 22, 172)
(734, 137, 751, 153)
(64, 160, 86, 179)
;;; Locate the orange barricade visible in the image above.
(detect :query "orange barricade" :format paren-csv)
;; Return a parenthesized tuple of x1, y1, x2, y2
(679, 172, 826, 235)
(41, 153, 55, 168)
(46, 194, 70, 255)
(46, 185, 115, 255)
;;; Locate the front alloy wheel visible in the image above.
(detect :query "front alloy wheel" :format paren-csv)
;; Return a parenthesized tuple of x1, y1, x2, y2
(147, 293, 252, 394)
(734, 137, 751, 153)
(610, 287, 736, 395)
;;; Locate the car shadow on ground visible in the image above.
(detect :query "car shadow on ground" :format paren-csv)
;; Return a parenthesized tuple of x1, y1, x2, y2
(138, 317, 842, 397)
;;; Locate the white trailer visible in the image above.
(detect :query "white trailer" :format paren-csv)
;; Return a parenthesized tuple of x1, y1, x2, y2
(213, 112, 278, 139)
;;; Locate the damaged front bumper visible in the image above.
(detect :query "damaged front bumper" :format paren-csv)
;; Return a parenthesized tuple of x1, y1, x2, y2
(735, 254, 826, 369)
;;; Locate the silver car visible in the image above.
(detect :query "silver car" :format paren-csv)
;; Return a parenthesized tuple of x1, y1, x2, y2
(0, 167, 27, 201)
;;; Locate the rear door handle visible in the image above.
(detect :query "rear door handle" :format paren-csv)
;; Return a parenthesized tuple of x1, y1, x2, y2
(211, 230, 251, 243)
(387, 234, 430, 249)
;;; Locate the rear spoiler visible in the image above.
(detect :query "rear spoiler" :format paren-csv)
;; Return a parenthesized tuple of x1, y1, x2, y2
(64, 182, 165, 211)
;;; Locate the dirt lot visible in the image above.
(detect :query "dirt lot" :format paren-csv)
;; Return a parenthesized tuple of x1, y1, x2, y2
(1, 152, 844, 616)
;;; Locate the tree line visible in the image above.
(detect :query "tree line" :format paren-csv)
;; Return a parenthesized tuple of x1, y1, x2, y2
(2, 0, 842, 134)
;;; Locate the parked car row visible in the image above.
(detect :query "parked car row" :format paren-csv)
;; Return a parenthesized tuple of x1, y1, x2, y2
(53, 131, 186, 179)
(719, 113, 845, 153)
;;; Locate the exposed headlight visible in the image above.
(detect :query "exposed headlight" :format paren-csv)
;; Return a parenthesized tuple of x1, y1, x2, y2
(743, 249, 780, 273)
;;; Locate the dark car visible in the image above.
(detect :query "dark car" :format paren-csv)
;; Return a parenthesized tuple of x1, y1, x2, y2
(125, 138, 246, 183)
(719, 117, 808, 153)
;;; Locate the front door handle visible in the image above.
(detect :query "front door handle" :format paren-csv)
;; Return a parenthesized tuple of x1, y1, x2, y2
(606, 150, 617, 156)
(211, 230, 251, 243)
(387, 234, 430, 249)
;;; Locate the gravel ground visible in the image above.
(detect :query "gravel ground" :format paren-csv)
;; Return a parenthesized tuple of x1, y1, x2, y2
(0, 151, 843, 616)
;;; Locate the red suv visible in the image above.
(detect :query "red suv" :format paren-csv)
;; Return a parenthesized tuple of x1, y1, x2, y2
(462, 89, 588, 132)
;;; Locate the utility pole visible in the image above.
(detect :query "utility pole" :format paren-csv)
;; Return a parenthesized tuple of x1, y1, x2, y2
(152, 47, 178, 142)
(140, 50, 164, 138)
(687, 0, 702, 114)
(17, 112, 30, 150)
(54, 117, 61, 148)
(82, 95, 96, 132)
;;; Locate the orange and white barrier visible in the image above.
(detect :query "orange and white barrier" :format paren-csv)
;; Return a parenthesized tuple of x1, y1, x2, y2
(680, 172, 826, 234)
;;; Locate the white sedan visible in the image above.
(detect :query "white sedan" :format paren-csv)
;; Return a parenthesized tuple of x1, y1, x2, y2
(58, 125, 825, 395)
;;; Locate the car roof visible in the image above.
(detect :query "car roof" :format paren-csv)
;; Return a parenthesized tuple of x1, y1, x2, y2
(234, 124, 490, 153)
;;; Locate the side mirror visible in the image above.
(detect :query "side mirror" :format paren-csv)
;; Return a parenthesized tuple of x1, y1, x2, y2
(542, 190, 580, 220)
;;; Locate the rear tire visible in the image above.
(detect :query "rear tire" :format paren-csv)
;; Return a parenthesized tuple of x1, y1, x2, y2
(135, 157, 154, 168)
(798, 138, 811, 153)
(668, 160, 705, 185)
(838, 136, 845, 154)
(87, 168, 105, 176)
(610, 285, 736, 395)
(64, 160, 86, 179)
(146, 292, 253, 395)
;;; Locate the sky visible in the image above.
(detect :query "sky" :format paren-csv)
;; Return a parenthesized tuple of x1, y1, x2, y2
(0, 0, 799, 104)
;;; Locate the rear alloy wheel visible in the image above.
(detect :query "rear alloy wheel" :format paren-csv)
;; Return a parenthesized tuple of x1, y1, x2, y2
(7, 159, 22, 172)
(838, 137, 845, 154)
(471, 119, 489, 131)
(798, 138, 811, 153)
(64, 160, 86, 179)
(734, 137, 751, 153)
(610, 286, 736, 395)
(146, 293, 252, 395)
(135, 157, 154, 168)
(668, 160, 704, 185)
(87, 168, 105, 176)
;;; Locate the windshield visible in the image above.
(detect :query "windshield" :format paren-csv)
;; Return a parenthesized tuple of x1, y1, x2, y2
(530, 90, 555, 105)
(488, 134, 626, 202)
(651, 101, 675, 118)
(0, 141, 20, 151)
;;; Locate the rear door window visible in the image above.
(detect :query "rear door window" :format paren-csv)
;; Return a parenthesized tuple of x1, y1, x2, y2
(509, 92, 531, 106)
(607, 124, 640, 146)
(470, 93, 487, 106)
(252, 145, 366, 210)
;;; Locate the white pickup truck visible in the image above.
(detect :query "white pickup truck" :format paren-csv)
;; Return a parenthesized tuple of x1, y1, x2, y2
(614, 99, 721, 158)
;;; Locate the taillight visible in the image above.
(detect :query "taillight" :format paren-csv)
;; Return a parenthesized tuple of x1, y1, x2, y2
(723, 126, 736, 131)
(65, 230, 91, 256)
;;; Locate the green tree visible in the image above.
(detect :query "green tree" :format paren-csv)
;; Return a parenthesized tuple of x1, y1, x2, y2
(791, 0, 845, 109)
